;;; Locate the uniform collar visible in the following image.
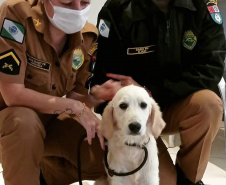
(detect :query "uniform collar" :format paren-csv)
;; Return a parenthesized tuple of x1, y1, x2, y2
(172, 0, 197, 11)
(30, 1, 83, 51)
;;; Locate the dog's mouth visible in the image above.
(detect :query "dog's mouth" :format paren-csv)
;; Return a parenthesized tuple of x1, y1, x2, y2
(129, 131, 141, 136)
(122, 134, 148, 146)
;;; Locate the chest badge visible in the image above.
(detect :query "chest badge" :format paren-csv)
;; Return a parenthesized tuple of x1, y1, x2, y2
(207, 1, 223, 24)
(182, 30, 197, 50)
(73, 49, 84, 70)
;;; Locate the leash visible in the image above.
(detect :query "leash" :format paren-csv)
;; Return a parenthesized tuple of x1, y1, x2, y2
(77, 134, 149, 184)
(77, 134, 87, 185)
(104, 138, 150, 177)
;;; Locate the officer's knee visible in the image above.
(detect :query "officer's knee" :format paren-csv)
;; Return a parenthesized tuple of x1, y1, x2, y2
(190, 90, 223, 129)
(1, 107, 45, 140)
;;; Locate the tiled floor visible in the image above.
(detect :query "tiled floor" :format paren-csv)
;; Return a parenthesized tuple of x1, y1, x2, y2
(1, 127, 224, 185)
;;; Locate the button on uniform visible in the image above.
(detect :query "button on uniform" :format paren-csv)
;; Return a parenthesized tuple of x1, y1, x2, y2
(27, 74, 32, 79)
(55, 62, 60, 67)
(52, 84, 56, 90)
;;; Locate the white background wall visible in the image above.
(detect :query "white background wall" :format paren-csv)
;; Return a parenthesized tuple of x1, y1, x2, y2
(89, 0, 106, 25)
(0, 0, 106, 26)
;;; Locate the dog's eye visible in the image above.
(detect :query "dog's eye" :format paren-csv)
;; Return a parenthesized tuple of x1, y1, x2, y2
(140, 102, 147, 109)
(119, 103, 128, 110)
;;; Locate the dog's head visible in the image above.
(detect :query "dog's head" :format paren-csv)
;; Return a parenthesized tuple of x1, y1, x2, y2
(99, 85, 166, 141)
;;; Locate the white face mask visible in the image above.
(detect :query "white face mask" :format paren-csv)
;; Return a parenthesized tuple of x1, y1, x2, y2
(46, 1, 90, 34)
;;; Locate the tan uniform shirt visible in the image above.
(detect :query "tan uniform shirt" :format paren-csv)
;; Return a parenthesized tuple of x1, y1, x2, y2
(0, 0, 98, 110)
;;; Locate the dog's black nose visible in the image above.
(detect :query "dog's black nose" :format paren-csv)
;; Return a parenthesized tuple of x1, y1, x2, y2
(129, 122, 141, 134)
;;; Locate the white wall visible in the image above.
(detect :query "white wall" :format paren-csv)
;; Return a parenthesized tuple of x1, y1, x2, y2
(88, 0, 106, 25)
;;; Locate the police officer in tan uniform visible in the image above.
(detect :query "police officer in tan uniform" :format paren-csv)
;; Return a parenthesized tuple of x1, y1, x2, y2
(0, 0, 106, 184)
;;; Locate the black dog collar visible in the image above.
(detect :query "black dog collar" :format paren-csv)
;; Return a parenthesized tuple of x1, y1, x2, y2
(104, 138, 150, 177)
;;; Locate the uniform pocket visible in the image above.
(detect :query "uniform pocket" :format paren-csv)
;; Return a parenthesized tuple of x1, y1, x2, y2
(24, 65, 51, 94)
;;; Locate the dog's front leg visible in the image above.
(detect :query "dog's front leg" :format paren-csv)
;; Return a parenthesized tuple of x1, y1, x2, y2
(110, 176, 127, 185)
(139, 169, 159, 185)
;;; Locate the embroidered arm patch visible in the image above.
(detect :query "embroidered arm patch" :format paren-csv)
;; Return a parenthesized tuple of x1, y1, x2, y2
(0, 18, 25, 44)
(0, 49, 21, 75)
(206, 0, 223, 24)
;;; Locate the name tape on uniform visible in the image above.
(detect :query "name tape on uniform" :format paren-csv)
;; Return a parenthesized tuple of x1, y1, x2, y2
(26, 53, 51, 71)
(127, 45, 156, 55)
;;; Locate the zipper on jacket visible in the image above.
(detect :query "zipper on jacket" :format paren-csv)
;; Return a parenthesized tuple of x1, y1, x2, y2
(165, 19, 170, 44)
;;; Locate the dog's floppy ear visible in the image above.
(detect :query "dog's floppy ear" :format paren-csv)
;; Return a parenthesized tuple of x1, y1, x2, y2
(147, 98, 166, 138)
(99, 101, 115, 139)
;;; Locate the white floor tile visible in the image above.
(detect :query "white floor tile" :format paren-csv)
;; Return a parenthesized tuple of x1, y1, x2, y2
(204, 159, 226, 185)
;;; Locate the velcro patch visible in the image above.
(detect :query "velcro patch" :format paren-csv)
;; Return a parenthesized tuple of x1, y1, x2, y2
(207, 1, 223, 24)
(0, 18, 25, 44)
(26, 53, 51, 71)
(0, 49, 21, 75)
(98, 19, 110, 38)
(127, 45, 156, 55)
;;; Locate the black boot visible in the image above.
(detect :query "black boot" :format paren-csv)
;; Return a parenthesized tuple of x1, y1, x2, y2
(176, 164, 205, 185)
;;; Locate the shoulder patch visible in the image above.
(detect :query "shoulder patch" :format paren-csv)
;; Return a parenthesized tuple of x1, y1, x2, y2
(73, 49, 84, 70)
(0, 49, 21, 75)
(206, 0, 223, 24)
(98, 19, 111, 38)
(0, 18, 25, 44)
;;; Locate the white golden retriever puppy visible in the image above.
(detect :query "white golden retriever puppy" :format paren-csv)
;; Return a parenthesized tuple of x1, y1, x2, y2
(95, 85, 166, 185)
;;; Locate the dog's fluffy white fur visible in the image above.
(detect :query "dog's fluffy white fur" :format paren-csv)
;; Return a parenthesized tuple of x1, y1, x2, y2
(95, 85, 166, 185)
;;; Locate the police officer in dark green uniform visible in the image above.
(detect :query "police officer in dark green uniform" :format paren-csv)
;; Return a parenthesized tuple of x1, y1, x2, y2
(90, 0, 226, 184)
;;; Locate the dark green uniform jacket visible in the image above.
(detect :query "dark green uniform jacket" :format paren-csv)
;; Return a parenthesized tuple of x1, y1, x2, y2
(91, 0, 226, 109)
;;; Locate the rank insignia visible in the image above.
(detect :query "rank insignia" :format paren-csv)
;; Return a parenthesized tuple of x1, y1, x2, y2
(0, 49, 21, 75)
(207, 1, 223, 24)
(182, 30, 197, 50)
(73, 49, 84, 70)
(98, 19, 110, 38)
(207, 0, 217, 5)
(0, 19, 25, 44)
(33, 18, 41, 27)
